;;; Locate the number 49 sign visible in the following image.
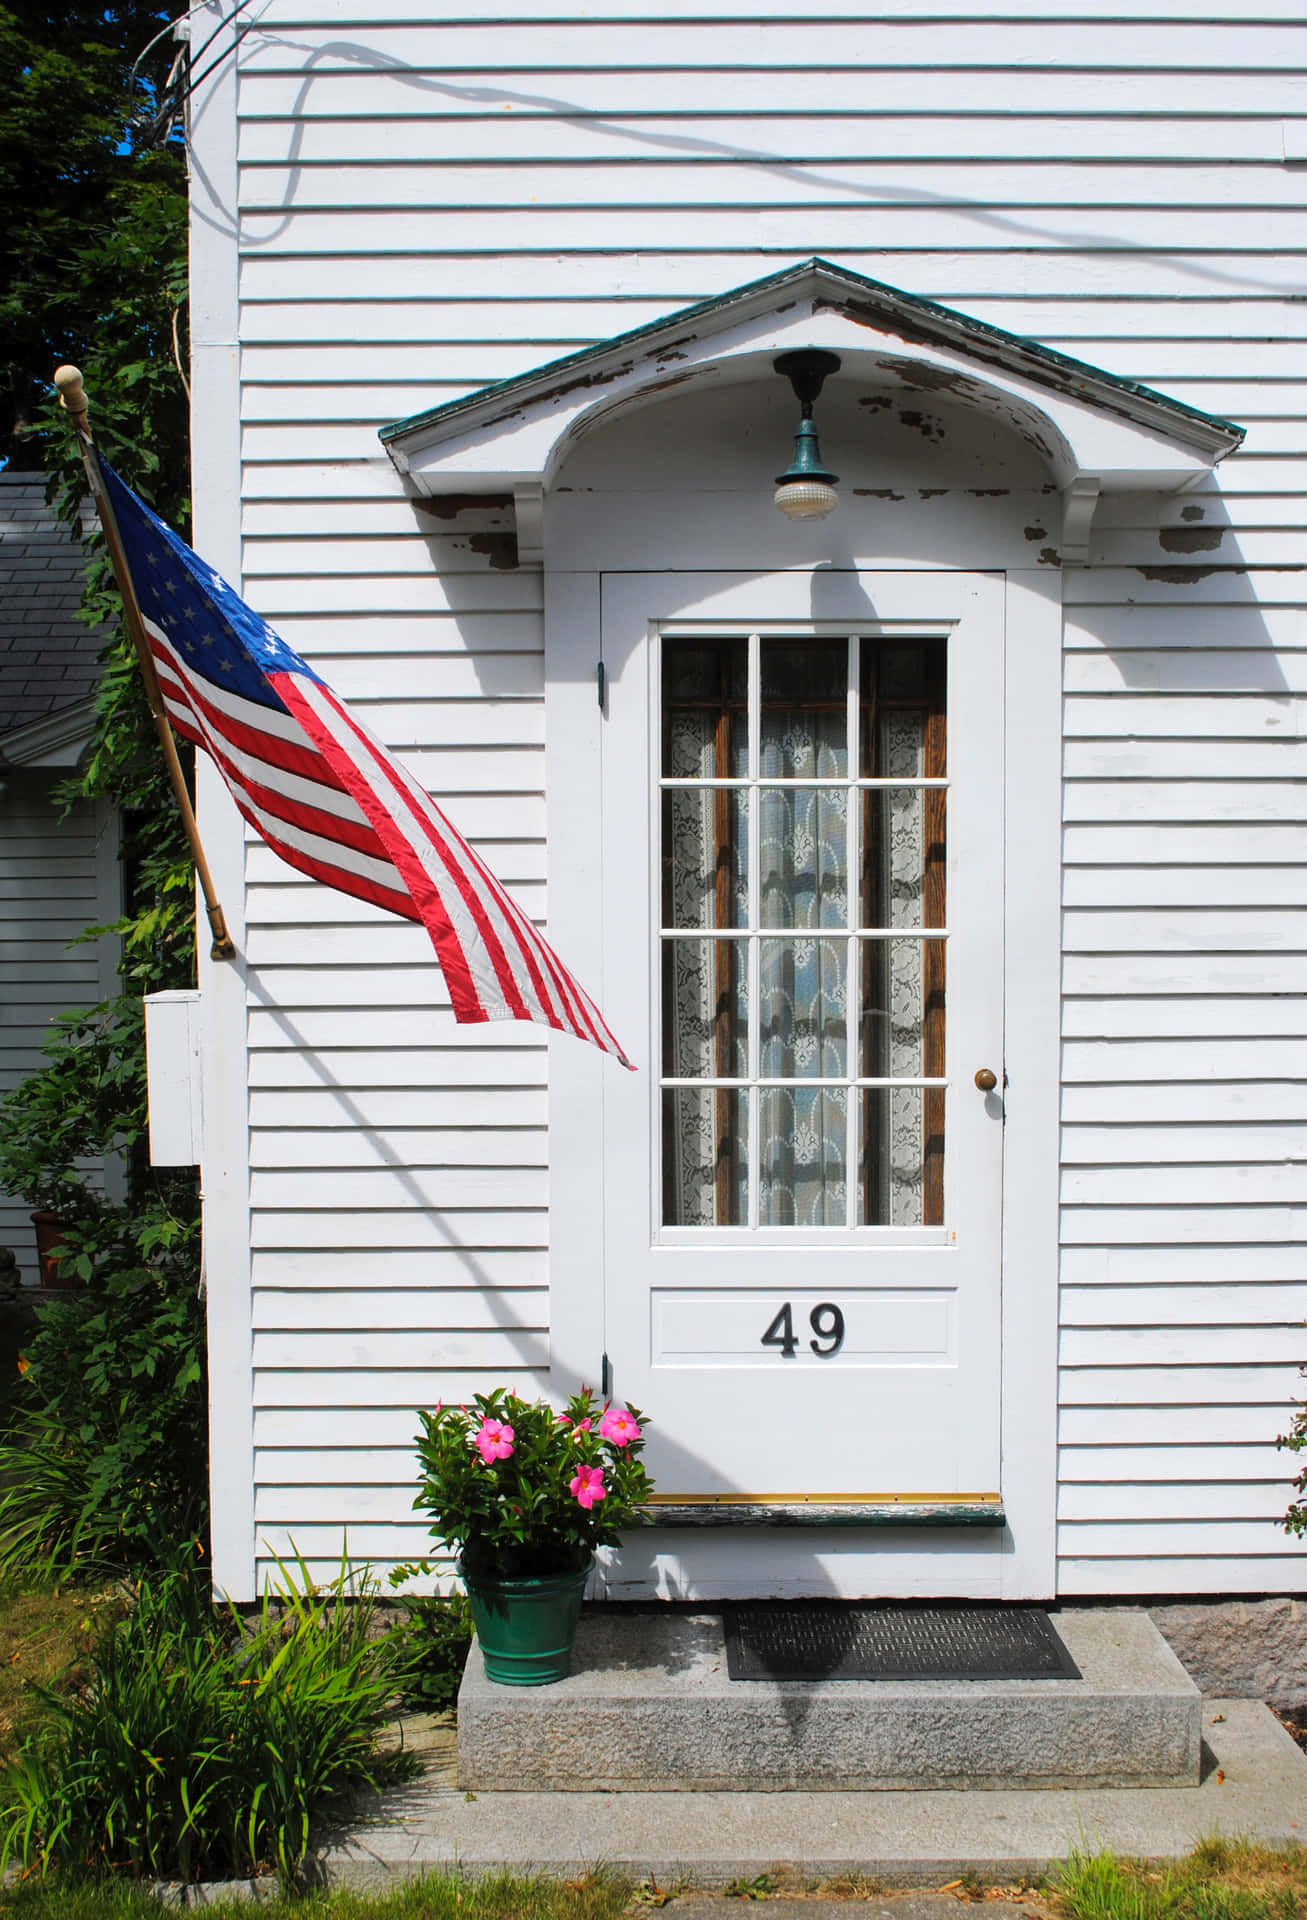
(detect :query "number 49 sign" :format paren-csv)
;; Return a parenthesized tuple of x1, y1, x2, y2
(761, 1301, 845, 1357)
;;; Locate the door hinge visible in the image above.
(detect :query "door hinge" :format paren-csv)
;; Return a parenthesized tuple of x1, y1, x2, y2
(596, 659, 606, 711)
(600, 1350, 612, 1399)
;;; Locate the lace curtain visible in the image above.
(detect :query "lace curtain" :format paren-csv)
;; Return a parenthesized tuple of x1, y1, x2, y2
(664, 672, 930, 1228)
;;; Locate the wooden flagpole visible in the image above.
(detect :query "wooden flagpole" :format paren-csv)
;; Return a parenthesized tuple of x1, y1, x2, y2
(54, 365, 236, 961)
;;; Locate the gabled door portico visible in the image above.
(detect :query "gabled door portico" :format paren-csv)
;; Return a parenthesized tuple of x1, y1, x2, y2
(379, 258, 1244, 1605)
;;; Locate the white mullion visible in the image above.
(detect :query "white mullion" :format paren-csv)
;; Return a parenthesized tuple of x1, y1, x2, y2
(747, 631, 761, 1231)
(844, 633, 860, 1229)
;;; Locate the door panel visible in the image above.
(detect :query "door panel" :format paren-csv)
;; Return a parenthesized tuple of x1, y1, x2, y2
(599, 572, 1004, 1502)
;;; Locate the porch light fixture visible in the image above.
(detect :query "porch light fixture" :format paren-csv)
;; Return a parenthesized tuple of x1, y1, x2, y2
(773, 348, 841, 521)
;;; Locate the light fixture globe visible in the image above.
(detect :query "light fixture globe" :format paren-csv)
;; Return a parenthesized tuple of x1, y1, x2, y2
(773, 348, 841, 521)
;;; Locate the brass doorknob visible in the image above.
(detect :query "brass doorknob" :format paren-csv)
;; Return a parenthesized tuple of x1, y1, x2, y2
(974, 1068, 998, 1092)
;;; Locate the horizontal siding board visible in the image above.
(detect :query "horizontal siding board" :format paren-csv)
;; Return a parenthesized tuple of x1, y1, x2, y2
(1061, 1166, 1307, 1206)
(249, 1126, 547, 1168)
(1057, 1520, 1299, 1556)
(1064, 868, 1307, 908)
(248, 1088, 549, 1128)
(252, 1286, 546, 1328)
(238, 161, 1307, 215)
(253, 1365, 547, 1406)
(1061, 909, 1307, 953)
(1060, 1444, 1291, 1482)
(1060, 1365, 1303, 1405)
(1062, 1122, 1307, 1163)
(252, 1399, 541, 1447)
(1062, 999, 1307, 1039)
(1062, 1038, 1307, 1080)
(252, 1248, 548, 1285)
(1057, 1556, 1305, 1593)
(1059, 1206, 1307, 1245)
(1059, 1482, 1293, 1522)
(1061, 1286, 1307, 1325)
(248, 1166, 549, 1207)
(1060, 1244, 1307, 1285)
(1060, 1404, 1292, 1445)
(1063, 958, 1307, 998)
(237, 118, 1295, 168)
(249, 1210, 547, 1247)
(232, 21, 1307, 71)
(1061, 1326, 1307, 1367)
(254, 1329, 549, 1367)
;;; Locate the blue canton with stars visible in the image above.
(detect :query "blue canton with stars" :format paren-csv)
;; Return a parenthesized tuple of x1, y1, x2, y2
(100, 459, 323, 712)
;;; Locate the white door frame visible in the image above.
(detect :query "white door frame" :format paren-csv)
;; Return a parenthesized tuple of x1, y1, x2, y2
(546, 566, 1061, 1599)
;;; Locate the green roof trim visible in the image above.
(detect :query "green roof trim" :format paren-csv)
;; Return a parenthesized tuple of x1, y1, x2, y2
(379, 255, 1245, 458)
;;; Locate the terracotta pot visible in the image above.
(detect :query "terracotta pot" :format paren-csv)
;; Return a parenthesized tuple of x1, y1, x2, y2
(30, 1211, 77, 1289)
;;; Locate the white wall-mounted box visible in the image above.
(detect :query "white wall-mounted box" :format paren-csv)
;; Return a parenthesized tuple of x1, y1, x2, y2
(144, 990, 203, 1167)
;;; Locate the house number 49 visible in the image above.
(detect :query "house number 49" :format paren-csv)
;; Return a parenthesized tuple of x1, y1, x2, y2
(760, 1302, 845, 1357)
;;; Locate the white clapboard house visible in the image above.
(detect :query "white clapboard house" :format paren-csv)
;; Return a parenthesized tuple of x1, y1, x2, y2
(175, 0, 1307, 1605)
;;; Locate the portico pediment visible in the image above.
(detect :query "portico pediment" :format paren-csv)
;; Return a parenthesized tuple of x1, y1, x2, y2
(381, 257, 1244, 543)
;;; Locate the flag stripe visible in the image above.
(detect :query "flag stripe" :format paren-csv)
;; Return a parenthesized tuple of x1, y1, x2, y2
(99, 454, 630, 1067)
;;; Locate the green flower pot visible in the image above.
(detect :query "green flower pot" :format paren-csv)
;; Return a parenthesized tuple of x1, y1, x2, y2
(459, 1556, 592, 1686)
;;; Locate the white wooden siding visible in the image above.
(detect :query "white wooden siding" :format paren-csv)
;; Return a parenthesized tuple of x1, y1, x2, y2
(0, 777, 119, 1282)
(189, 0, 1307, 1589)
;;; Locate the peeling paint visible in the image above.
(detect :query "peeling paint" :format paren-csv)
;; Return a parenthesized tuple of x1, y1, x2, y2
(1137, 563, 1227, 582)
(415, 493, 512, 520)
(918, 488, 948, 499)
(853, 488, 906, 500)
(1180, 503, 1207, 522)
(1038, 547, 1061, 568)
(897, 408, 946, 443)
(1024, 525, 1048, 541)
(969, 488, 1011, 497)
(858, 394, 893, 412)
(468, 531, 519, 571)
(1159, 526, 1223, 554)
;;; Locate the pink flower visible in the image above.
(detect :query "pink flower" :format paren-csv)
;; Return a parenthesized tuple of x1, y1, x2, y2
(475, 1417, 515, 1463)
(570, 1417, 592, 1443)
(599, 1407, 641, 1448)
(570, 1464, 606, 1509)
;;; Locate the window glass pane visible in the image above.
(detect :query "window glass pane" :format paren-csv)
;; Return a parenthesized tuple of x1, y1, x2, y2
(859, 636, 945, 781)
(760, 936, 848, 1077)
(664, 1087, 748, 1226)
(662, 787, 748, 929)
(760, 1085, 847, 1226)
(861, 786, 945, 930)
(859, 1087, 942, 1226)
(663, 937, 748, 1079)
(760, 638, 847, 777)
(759, 786, 848, 930)
(860, 935, 943, 1080)
(663, 637, 748, 777)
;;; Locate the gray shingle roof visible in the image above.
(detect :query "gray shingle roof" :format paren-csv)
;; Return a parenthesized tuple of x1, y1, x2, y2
(0, 472, 106, 741)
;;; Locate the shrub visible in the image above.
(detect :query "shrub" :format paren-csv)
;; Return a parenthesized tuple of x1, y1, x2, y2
(0, 1551, 411, 1891)
(387, 1593, 474, 1716)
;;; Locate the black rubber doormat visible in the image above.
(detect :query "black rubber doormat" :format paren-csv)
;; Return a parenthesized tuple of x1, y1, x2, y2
(722, 1603, 1082, 1682)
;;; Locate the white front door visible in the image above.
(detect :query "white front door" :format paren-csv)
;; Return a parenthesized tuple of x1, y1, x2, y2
(597, 571, 1004, 1506)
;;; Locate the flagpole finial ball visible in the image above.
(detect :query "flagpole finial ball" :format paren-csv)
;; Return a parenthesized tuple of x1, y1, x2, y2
(54, 366, 87, 415)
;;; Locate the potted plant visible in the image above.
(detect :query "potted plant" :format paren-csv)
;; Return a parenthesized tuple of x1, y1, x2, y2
(405, 1386, 654, 1686)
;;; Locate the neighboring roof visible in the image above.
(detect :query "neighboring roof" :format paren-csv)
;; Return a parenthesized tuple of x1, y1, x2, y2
(381, 256, 1246, 470)
(0, 471, 105, 744)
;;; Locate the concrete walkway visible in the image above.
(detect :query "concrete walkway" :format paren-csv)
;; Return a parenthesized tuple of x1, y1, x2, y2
(316, 1699, 1307, 1891)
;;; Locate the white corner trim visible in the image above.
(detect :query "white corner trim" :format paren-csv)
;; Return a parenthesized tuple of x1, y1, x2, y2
(1060, 477, 1101, 565)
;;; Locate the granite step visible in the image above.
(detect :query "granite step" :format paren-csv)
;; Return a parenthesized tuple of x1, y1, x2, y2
(457, 1607, 1200, 1792)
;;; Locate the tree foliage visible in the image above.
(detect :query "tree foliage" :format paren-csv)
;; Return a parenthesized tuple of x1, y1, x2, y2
(0, 0, 188, 477)
(0, 0, 202, 1573)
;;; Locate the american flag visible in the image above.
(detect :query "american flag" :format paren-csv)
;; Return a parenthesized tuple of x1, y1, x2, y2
(98, 457, 631, 1067)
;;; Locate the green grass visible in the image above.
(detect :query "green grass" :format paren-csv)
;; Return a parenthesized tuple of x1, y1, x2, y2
(1058, 1839, 1307, 1920)
(0, 1867, 632, 1918)
(0, 1580, 126, 1762)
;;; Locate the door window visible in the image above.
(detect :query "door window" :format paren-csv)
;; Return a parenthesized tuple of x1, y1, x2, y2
(660, 633, 947, 1230)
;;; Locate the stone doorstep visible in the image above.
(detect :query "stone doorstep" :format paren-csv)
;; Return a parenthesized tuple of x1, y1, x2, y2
(314, 1700, 1307, 1892)
(457, 1609, 1201, 1793)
